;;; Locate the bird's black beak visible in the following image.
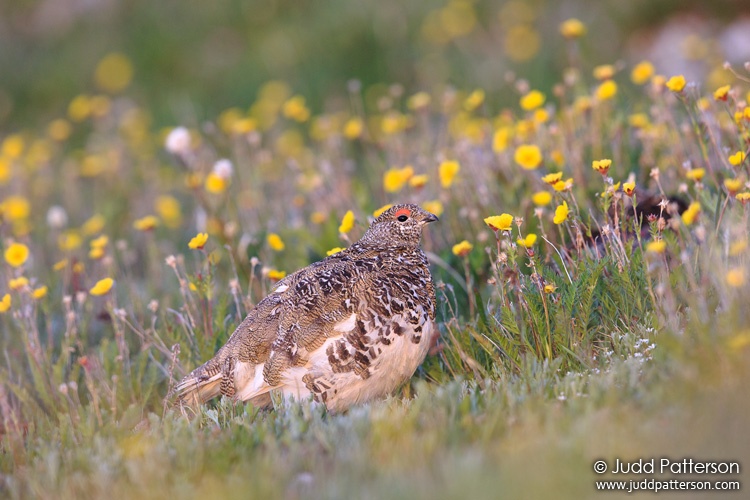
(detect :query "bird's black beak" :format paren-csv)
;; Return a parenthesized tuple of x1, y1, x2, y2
(424, 213, 439, 223)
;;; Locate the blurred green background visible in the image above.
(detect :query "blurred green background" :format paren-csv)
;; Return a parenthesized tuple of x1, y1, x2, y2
(0, 0, 748, 127)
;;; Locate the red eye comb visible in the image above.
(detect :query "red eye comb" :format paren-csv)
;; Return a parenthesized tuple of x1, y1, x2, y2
(394, 208, 411, 218)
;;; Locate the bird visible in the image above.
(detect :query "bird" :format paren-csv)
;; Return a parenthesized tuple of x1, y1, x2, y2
(173, 203, 439, 412)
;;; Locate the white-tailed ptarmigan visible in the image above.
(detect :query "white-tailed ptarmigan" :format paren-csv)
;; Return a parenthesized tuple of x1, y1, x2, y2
(174, 204, 438, 412)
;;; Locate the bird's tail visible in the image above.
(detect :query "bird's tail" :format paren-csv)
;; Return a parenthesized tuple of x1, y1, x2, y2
(171, 358, 223, 407)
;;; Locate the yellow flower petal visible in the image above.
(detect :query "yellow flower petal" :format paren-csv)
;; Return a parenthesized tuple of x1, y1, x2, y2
(133, 215, 159, 231)
(188, 232, 209, 250)
(452, 240, 473, 257)
(553, 202, 569, 224)
(90, 278, 114, 296)
(439, 160, 461, 188)
(646, 240, 666, 254)
(728, 151, 746, 166)
(559, 18, 586, 38)
(631, 61, 654, 85)
(517, 233, 537, 248)
(0, 293, 10, 313)
(514, 144, 542, 170)
(339, 210, 355, 233)
(665, 75, 686, 93)
(532, 191, 552, 206)
(4, 242, 29, 268)
(32, 285, 48, 300)
(484, 214, 514, 231)
(267, 269, 286, 281)
(520, 90, 545, 111)
(267, 233, 285, 252)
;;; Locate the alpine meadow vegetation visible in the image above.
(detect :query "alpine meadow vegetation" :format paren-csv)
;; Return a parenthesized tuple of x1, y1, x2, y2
(2, 4, 750, 499)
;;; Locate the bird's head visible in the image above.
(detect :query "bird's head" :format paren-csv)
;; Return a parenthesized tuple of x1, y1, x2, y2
(359, 204, 438, 250)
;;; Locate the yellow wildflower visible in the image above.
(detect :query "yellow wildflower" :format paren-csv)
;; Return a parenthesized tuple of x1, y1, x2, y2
(282, 95, 310, 122)
(32, 286, 48, 300)
(464, 89, 485, 111)
(714, 85, 730, 101)
(407, 91, 431, 110)
(592, 159, 612, 175)
(631, 61, 655, 85)
(544, 284, 557, 294)
(48, 119, 72, 141)
(205, 173, 228, 194)
(452, 240, 473, 257)
(343, 117, 364, 140)
(533, 109, 549, 124)
(409, 174, 428, 188)
(155, 195, 182, 228)
(133, 215, 159, 231)
(681, 202, 701, 226)
(422, 200, 444, 218)
(267, 233, 285, 252)
(484, 214, 513, 232)
(728, 151, 746, 166)
(623, 181, 636, 197)
(267, 269, 286, 281)
(383, 166, 414, 193)
(517, 233, 537, 248)
(94, 53, 133, 93)
(89, 278, 114, 296)
(560, 18, 586, 38)
(736, 192, 750, 204)
(685, 168, 705, 182)
(574, 96, 592, 112)
(439, 160, 461, 188)
(646, 240, 666, 254)
(552, 178, 573, 192)
(1, 196, 30, 221)
(0, 158, 10, 185)
(595, 80, 618, 101)
(726, 267, 745, 288)
(593, 64, 615, 81)
(520, 90, 545, 111)
(381, 112, 409, 135)
(492, 127, 511, 153)
(68, 95, 91, 122)
(553, 202, 569, 224)
(327, 247, 345, 256)
(4, 242, 29, 267)
(90, 235, 108, 249)
(532, 191, 552, 206)
(514, 144, 542, 170)
(9, 277, 29, 290)
(53, 259, 68, 271)
(89, 247, 105, 260)
(1, 134, 24, 158)
(0, 294, 10, 313)
(188, 233, 209, 250)
(373, 204, 393, 218)
(665, 75, 686, 93)
(628, 113, 650, 128)
(339, 210, 355, 233)
(542, 172, 563, 185)
(81, 214, 105, 235)
(310, 211, 327, 224)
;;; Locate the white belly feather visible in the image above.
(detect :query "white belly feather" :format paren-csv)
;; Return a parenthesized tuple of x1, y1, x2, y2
(232, 312, 433, 410)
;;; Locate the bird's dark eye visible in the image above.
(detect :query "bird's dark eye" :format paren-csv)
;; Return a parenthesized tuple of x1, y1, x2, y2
(397, 215, 408, 222)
